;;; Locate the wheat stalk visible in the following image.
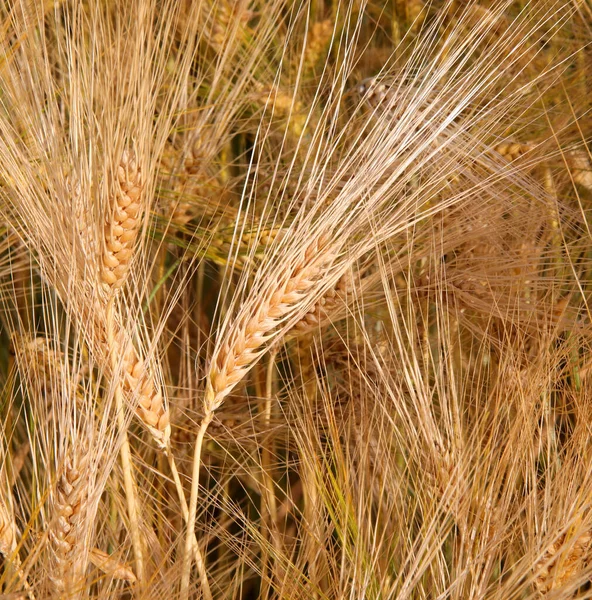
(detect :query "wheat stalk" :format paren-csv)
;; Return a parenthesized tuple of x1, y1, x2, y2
(101, 150, 147, 585)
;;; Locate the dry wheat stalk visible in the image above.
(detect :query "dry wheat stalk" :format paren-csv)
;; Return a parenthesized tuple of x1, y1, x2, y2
(534, 530, 592, 595)
(101, 150, 147, 584)
(48, 447, 90, 599)
(101, 151, 143, 291)
(89, 548, 137, 583)
(181, 233, 338, 598)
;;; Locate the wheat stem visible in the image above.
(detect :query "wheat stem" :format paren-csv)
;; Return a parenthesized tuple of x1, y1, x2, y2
(260, 348, 279, 599)
(166, 451, 212, 600)
(180, 408, 214, 600)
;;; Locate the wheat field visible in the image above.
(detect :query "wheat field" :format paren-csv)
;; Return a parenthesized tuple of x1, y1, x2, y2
(0, 0, 591, 598)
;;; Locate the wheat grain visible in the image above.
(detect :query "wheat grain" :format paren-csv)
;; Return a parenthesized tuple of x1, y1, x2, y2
(494, 141, 536, 162)
(89, 548, 137, 583)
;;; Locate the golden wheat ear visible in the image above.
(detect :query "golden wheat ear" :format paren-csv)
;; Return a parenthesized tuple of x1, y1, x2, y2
(206, 233, 339, 412)
(101, 151, 143, 291)
(99, 150, 171, 448)
(119, 334, 171, 449)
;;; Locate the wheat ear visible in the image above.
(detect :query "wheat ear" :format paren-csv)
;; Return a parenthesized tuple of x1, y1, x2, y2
(116, 333, 171, 448)
(180, 233, 337, 599)
(205, 234, 337, 411)
(101, 151, 142, 289)
(48, 447, 90, 599)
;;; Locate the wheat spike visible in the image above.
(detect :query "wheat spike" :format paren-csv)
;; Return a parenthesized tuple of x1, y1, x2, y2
(210, 0, 253, 53)
(49, 447, 90, 598)
(304, 20, 333, 70)
(101, 151, 143, 290)
(206, 234, 337, 411)
(118, 333, 171, 449)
